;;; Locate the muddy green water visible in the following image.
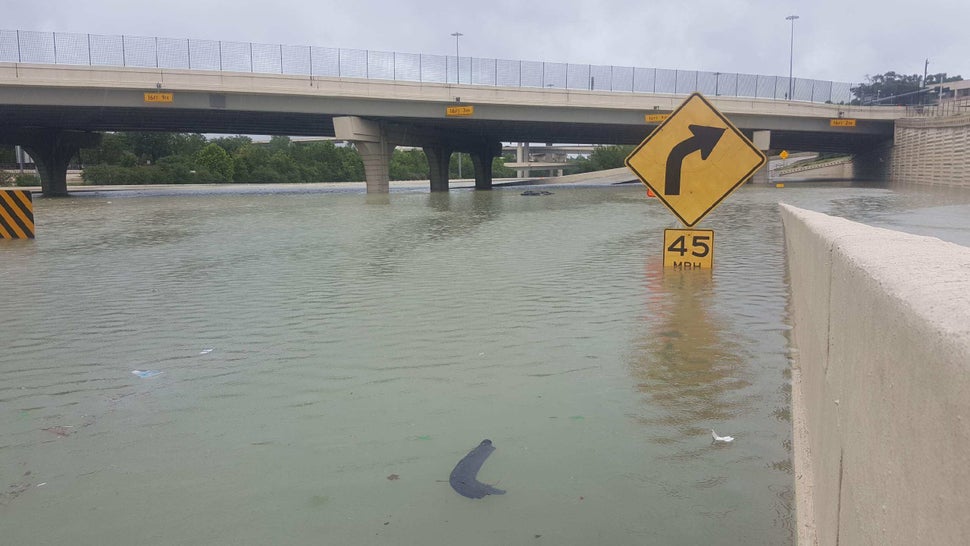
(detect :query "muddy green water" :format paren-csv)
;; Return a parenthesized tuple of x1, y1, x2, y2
(2, 183, 968, 545)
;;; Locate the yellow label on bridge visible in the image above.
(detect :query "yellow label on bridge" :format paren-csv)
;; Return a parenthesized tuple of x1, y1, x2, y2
(830, 118, 856, 127)
(645, 113, 669, 123)
(446, 105, 474, 117)
(144, 92, 174, 103)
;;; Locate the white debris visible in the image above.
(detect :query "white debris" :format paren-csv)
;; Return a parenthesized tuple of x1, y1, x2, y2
(711, 429, 734, 443)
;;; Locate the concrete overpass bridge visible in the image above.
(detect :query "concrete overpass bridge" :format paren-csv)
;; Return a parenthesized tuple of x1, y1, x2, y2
(0, 30, 906, 195)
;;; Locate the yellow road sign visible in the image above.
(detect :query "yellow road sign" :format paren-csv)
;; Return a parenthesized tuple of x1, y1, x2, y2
(779, 150, 789, 159)
(830, 118, 856, 127)
(645, 113, 669, 123)
(625, 93, 766, 227)
(663, 229, 714, 269)
(0, 189, 35, 239)
(144, 92, 173, 103)
(446, 105, 474, 117)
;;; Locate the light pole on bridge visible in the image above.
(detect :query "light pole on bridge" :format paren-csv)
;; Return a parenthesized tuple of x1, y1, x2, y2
(451, 31, 464, 179)
(451, 32, 463, 85)
(786, 15, 799, 101)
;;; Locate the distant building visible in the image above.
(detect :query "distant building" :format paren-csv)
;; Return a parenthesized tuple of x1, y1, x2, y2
(931, 79, 970, 100)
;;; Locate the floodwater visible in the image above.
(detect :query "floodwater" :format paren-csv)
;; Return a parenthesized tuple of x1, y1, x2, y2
(1, 181, 968, 545)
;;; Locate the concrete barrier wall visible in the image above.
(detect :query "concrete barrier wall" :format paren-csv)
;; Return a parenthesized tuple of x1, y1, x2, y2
(780, 204, 970, 545)
(892, 115, 970, 187)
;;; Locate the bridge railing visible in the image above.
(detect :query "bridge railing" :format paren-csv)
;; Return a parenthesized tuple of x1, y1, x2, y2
(904, 97, 970, 118)
(0, 29, 853, 104)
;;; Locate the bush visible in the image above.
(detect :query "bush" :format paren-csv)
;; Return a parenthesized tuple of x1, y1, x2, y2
(14, 173, 40, 187)
(0, 170, 13, 187)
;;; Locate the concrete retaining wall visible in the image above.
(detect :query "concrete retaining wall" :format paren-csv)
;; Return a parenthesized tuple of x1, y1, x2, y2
(781, 204, 970, 545)
(892, 115, 970, 187)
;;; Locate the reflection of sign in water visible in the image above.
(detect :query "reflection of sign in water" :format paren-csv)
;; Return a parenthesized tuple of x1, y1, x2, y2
(663, 229, 714, 269)
(625, 93, 766, 227)
(446, 105, 474, 117)
(144, 92, 174, 103)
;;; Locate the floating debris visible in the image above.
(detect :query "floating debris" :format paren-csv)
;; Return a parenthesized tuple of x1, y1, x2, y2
(449, 439, 506, 499)
(199, 348, 214, 355)
(711, 429, 735, 443)
(131, 370, 163, 378)
(521, 190, 553, 196)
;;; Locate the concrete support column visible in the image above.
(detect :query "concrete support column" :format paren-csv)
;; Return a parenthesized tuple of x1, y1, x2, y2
(3, 129, 101, 196)
(333, 116, 395, 194)
(423, 144, 453, 192)
(470, 141, 502, 190)
(750, 130, 771, 184)
(516, 142, 530, 178)
(355, 141, 395, 193)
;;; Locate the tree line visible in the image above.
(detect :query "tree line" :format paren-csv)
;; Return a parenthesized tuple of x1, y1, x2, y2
(851, 71, 962, 105)
(2, 132, 634, 187)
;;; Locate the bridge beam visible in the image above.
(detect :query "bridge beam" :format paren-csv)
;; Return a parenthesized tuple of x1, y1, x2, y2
(0, 129, 101, 196)
(422, 144, 453, 192)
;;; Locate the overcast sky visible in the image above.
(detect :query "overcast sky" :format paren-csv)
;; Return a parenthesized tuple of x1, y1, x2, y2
(3, 0, 966, 85)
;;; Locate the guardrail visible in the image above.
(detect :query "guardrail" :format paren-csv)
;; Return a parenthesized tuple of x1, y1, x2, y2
(0, 29, 853, 104)
(773, 155, 853, 175)
(904, 98, 970, 117)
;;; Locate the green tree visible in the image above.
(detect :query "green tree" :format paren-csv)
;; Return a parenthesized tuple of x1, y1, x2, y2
(82, 133, 129, 165)
(390, 148, 429, 180)
(232, 143, 273, 182)
(269, 151, 298, 180)
(851, 71, 962, 105)
(266, 135, 293, 156)
(126, 132, 175, 164)
(171, 133, 208, 158)
(492, 153, 516, 178)
(195, 143, 234, 181)
(210, 135, 253, 156)
(571, 145, 635, 173)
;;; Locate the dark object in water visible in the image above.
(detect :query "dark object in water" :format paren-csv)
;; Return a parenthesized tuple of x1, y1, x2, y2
(449, 439, 506, 499)
(521, 190, 553, 196)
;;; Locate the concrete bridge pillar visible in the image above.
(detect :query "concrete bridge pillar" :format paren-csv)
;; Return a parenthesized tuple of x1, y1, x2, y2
(516, 142, 531, 178)
(333, 116, 395, 193)
(470, 141, 503, 190)
(422, 144, 453, 192)
(355, 141, 395, 193)
(750, 130, 771, 184)
(1, 129, 101, 196)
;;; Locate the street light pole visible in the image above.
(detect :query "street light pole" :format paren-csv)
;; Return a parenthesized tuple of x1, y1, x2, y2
(786, 15, 799, 101)
(450, 31, 463, 179)
(451, 32, 463, 85)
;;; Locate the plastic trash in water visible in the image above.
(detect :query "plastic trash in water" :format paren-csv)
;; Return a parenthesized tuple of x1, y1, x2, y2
(711, 429, 734, 443)
(199, 348, 214, 355)
(131, 370, 163, 378)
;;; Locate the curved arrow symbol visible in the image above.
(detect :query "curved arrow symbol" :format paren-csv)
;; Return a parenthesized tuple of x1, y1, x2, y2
(664, 124, 726, 195)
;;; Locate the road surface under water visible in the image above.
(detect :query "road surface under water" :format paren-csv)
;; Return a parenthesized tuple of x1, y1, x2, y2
(1, 181, 968, 545)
